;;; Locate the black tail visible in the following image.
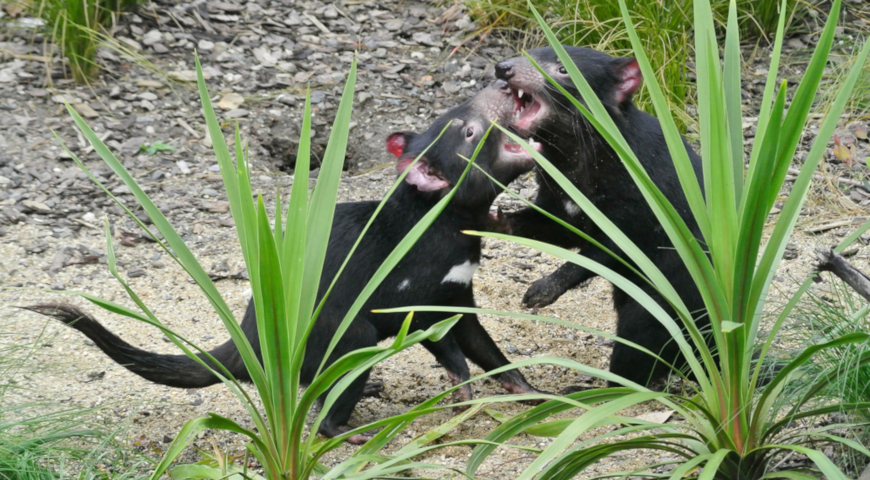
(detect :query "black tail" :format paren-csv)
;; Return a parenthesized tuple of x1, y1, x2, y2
(23, 302, 260, 388)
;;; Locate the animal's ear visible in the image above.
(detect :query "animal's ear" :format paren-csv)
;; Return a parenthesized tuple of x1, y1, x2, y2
(387, 132, 415, 158)
(396, 156, 449, 192)
(613, 58, 642, 105)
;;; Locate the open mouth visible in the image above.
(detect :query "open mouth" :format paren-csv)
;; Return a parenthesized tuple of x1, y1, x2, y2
(502, 136, 541, 163)
(510, 87, 543, 131)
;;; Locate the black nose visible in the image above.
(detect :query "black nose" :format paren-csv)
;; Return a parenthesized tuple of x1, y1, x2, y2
(494, 61, 514, 80)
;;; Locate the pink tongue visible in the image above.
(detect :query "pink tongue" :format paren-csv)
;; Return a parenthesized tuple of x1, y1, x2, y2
(523, 101, 540, 118)
(505, 144, 522, 153)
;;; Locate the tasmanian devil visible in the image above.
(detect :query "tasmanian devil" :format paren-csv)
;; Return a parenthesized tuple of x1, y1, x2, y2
(493, 46, 708, 388)
(28, 83, 544, 444)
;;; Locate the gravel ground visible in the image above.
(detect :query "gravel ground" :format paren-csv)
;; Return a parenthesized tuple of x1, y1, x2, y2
(1, 0, 870, 477)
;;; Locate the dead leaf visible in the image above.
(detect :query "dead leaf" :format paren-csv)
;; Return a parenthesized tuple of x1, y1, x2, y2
(833, 135, 853, 166)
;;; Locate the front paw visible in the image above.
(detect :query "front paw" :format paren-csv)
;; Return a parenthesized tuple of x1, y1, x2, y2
(522, 276, 565, 308)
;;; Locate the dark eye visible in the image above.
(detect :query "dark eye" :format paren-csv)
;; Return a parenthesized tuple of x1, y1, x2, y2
(465, 127, 474, 138)
(558, 66, 567, 74)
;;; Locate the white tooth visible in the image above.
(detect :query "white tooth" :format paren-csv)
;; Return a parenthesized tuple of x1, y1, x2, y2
(518, 88, 524, 98)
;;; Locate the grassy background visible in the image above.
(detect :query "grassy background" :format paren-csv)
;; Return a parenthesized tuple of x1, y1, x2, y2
(26, 0, 143, 82)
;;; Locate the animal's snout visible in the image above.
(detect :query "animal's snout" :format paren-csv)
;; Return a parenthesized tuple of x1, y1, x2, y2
(492, 78, 511, 93)
(494, 61, 514, 80)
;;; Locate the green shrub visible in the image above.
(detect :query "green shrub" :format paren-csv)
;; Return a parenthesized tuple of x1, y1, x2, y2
(790, 277, 870, 475)
(28, 0, 142, 82)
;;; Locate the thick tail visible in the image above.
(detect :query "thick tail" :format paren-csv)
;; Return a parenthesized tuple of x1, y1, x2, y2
(23, 303, 259, 388)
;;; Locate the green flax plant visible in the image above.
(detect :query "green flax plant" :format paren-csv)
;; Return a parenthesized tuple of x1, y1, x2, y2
(48, 55, 493, 480)
(387, 0, 870, 477)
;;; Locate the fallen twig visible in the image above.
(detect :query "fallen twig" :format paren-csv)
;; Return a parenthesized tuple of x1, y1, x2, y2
(814, 248, 870, 302)
(786, 167, 866, 189)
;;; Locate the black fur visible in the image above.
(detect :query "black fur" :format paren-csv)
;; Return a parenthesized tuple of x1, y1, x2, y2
(27, 85, 540, 443)
(495, 46, 709, 387)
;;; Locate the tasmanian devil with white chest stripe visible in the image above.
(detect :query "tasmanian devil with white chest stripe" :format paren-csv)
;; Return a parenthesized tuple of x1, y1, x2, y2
(27, 82, 544, 444)
(493, 46, 709, 388)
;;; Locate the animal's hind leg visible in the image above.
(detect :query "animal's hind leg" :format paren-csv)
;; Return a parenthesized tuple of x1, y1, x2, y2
(608, 297, 682, 389)
(420, 334, 473, 410)
(449, 290, 543, 398)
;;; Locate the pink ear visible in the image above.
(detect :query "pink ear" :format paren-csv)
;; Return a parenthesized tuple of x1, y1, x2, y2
(396, 156, 449, 192)
(615, 59, 642, 104)
(386, 133, 407, 158)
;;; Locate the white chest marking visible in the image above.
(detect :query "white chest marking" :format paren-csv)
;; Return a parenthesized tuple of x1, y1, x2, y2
(397, 278, 411, 291)
(441, 261, 480, 286)
(564, 201, 581, 217)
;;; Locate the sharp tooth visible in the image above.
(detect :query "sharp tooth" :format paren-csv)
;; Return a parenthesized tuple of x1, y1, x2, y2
(518, 88, 524, 99)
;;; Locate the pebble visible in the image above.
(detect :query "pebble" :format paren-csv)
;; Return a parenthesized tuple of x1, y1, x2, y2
(224, 108, 249, 118)
(22, 200, 51, 213)
(82, 212, 97, 223)
(141, 30, 162, 46)
(128, 269, 146, 278)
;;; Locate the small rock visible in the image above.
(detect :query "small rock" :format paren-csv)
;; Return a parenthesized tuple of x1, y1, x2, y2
(141, 30, 162, 46)
(82, 212, 97, 223)
(128, 269, 146, 278)
(0, 175, 11, 186)
(202, 201, 229, 213)
(412, 32, 442, 47)
(176, 160, 191, 174)
(787, 38, 805, 49)
(224, 108, 249, 118)
(51, 284, 65, 291)
(138, 92, 157, 101)
(384, 19, 403, 31)
(153, 44, 169, 54)
(170, 70, 211, 82)
(22, 200, 51, 213)
(253, 46, 279, 66)
(198, 39, 215, 51)
(117, 36, 143, 51)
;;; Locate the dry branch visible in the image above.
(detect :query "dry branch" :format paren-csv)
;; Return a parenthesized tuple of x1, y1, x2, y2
(814, 248, 870, 302)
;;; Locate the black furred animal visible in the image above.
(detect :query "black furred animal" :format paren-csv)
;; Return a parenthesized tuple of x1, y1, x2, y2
(494, 46, 708, 387)
(28, 83, 544, 444)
